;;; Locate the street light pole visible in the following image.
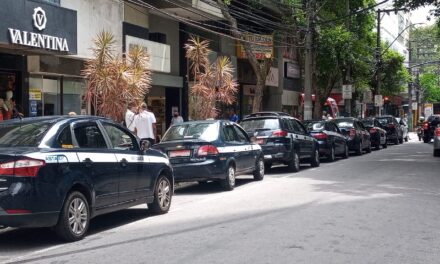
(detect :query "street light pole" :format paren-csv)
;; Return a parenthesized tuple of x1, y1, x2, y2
(375, 9, 382, 116)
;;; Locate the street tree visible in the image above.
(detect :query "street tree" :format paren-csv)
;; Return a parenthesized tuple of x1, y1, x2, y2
(420, 72, 440, 102)
(82, 31, 151, 122)
(184, 36, 238, 120)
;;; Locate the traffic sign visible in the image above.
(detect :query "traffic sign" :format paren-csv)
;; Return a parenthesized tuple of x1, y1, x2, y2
(374, 95, 383, 107)
(342, 85, 352, 99)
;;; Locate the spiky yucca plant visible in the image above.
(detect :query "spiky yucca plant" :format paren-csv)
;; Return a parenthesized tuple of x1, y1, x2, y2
(82, 31, 151, 122)
(185, 36, 238, 120)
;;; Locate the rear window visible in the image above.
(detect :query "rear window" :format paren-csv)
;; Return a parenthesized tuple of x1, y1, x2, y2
(0, 122, 53, 147)
(240, 118, 280, 131)
(376, 118, 392, 125)
(361, 120, 374, 127)
(304, 121, 324, 131)
(162, 123, 218, 142)
(333, 119, 354, 128)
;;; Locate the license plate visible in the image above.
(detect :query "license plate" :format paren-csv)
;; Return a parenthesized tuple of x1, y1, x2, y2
(169, 150, 191, 158)
(257, 139, 265, 145)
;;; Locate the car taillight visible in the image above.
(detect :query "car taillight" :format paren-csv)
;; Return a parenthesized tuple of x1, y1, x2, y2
(436, 128, 440, 136)
(349, 128, 356, 138)
(313, 133, 328, 140)
(272, 130, 288, 137)
(0, 159, 45, 177)
(197, 145, 219, 157)
(423, 122, 429, 130)
(388, 124, 395, 129)
(370, 128, 377, 133)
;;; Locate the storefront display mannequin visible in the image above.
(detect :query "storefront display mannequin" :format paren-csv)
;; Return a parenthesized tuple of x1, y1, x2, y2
(4, 90, 13, 120)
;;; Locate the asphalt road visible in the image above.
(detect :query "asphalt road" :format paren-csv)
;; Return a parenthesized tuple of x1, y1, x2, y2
(1, 133, 439, 264)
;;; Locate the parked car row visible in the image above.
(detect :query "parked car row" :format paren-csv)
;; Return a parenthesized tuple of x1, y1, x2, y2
(0, 113, 408, 241)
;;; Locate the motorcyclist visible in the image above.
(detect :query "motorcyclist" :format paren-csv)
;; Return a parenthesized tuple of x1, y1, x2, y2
(416, 116, 425, 141)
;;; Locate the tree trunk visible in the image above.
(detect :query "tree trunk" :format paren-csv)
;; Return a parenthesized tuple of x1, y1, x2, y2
(216, 0, 270, 113)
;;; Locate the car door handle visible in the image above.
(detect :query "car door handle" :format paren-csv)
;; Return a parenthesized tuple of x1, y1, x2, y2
(120, 158, 128, 168)
(83, 158, 93, 167)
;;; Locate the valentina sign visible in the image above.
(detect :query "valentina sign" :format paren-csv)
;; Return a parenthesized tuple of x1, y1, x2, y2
(8, 28, 69, 52)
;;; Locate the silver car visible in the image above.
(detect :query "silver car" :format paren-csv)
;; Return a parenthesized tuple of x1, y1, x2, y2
(434, 126, 440, 157)
(396, 118, 409, 142)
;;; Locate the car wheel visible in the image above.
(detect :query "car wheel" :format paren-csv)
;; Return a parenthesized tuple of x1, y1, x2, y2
(423, 136, 430, 143)
(366, 141, 372, 153)
(54, 191, 90, 242)
(355, 141, 363, 156)
(342, 143, 349, 159)
(253, 157, 264, 181)
(221, 165, 236, 191)
(148, 175, 172, 214)
(405, 136, 409, 142)
(394, 137, 399, 145)
(327, 146, 336, 162)
(375, 142, 381, 150)
(399, 137, 404, 144)
(434, 149, 440, 157)
(382, 136, 388, 148)
(287, 151, 300, 172)
(264, 162, 272, 173)
(310, 148, 320, 167)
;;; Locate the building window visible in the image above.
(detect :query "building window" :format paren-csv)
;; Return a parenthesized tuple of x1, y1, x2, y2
(43, 0, 60, 5)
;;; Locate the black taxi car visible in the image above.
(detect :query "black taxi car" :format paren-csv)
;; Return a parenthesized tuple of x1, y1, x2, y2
(240, 112, 320, 172)
(0, 116, 173, 241)
(153, 120, 264, 190)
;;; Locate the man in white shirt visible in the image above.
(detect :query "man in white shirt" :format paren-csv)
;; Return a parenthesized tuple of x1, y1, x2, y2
(125, 102, 137, 133)
(134, 103, 156, 145)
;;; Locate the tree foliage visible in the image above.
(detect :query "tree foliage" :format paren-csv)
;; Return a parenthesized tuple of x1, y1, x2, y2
(185, 36, 238, 120)
(420, 72, 440, 102)
(82, 31, 151, 122)
(378, 49, 410, 96)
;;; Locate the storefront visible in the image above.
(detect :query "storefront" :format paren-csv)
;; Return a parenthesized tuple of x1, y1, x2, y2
(0, 0, 78, 118)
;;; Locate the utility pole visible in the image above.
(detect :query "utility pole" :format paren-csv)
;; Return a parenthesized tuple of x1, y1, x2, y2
(375, 9, 382, 116)
(407, 39, 413, 131)
(303, 0, 315, 120)
(344, 0, 352, 116)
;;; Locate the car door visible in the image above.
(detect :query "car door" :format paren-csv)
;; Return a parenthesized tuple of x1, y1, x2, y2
(292, 119, 313, 158)
(357, 121, 369, 148)
(233, 124, 255, 171)
(221, 124, 246, 172)
(72, 121, 119, 209)
(101, 121, 148, 203)
(328, 122, 344, 153)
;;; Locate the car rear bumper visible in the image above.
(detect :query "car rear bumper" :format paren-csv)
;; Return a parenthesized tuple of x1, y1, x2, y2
(0, 207, 59, 228)
(346, 139, 359, 150)
(317, 141, 330, 155)
(370, 133, 381, 145)
(434, 137, 440, 150)
(260, 143, 291, 162)
(171, 159, 225, 182)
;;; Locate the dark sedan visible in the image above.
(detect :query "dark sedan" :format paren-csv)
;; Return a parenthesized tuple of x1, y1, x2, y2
(153, 120, 264, 190)
(304, 120, 349, 161)
(332, 118, 371, 155)
(0, 116, 173, 241)
(376, 115, 403, 144)
(361, 118, 387, 150)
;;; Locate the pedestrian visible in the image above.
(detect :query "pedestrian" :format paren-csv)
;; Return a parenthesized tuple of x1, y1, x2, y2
(322, 111, 328, 120)
(170, 110, 184, 126)
(134, 102, 156, 145)
(125, 102, 137, 133)
(327, 113, 333, 120)
(229, 108, 239, 122)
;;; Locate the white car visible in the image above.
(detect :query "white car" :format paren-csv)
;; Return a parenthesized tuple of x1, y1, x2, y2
(396, 118, 409, 142)
(434, 127, 440, 157)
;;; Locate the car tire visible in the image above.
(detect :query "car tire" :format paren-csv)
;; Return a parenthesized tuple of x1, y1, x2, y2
(342, 143, 349, 159)
(253, 157, 265, 181)
(405, 136, 409, 142)
(148, 175, 172, 214)
(264, 162, 272, 173)
(221, 165, 236, 191)
(434, 149, 440, 157)
(54, 191, 90, 242)
(394, 137, 399, 145)
(423, 136, 430, 143)
(355, 141, 363, 156)
(375, 142, 381, 150)
(287, 151, 300, 172)
(382, 136, 388, 149)
(399, 137, 404, 144)
(310, 148, 320, 167)
(366, 141, 372, 153)
(327, 146, 336, 162)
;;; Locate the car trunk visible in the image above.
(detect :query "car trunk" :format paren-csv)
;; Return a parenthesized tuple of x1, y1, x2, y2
(153, 140, 212, 164)
(0, 148, 38, 194)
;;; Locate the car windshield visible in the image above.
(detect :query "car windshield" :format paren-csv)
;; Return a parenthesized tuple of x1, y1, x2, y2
(162, 123, 218, 142)
(0, 121, 53, 147)
(304, 121, 325, 131)
(240, 118, 280, 131)
(333, 119, 354, 128)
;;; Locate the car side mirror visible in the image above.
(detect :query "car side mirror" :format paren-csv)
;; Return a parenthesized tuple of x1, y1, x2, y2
(140, 139, 151, 153)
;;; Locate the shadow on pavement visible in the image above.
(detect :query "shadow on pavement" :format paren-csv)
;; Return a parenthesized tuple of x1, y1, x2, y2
(175, 178, 255, 195)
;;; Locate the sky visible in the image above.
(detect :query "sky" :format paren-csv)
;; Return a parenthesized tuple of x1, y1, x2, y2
(411, 5, 436, 26)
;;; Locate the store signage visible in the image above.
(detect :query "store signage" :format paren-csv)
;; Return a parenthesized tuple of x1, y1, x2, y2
(284, 62, 300, 79)
(237, 34, 273, 60)
(126, 35, 171, 73)
(0, 0, 77, 54)
(374, 95, 383, 107)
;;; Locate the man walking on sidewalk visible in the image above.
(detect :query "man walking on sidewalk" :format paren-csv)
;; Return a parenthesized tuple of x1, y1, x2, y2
(134, 102, 156, 145)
